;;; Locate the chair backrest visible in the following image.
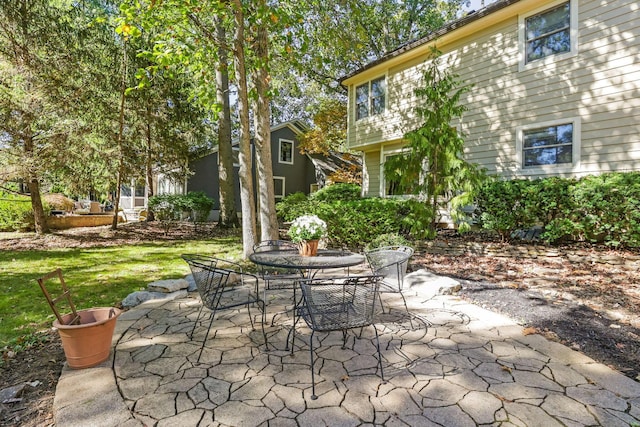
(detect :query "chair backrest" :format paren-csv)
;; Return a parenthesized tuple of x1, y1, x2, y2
(299, 275, 382, 331)
(252, 240, 301, 279)
(365, 245, 414, 291)
(253, 240, 297, 253)
(182, 256, 233, 309)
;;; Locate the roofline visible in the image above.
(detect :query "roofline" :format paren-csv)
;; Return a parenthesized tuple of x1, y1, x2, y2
(270, 119, 310, 136)
(339, 0, 523, 85)
(191, 119, 309, 160)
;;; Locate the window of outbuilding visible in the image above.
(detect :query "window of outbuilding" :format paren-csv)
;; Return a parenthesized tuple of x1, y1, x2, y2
(279, 139, 294, 164)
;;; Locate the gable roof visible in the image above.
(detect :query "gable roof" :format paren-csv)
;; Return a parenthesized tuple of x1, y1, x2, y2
(191, 119, 310, 160)
(340, 0, 524, 84)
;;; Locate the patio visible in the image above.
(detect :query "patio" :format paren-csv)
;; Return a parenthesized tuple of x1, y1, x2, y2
(53, 272, 640, 426)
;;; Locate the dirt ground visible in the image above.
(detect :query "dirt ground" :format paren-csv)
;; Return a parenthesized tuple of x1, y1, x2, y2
(1, 222, 639, 426)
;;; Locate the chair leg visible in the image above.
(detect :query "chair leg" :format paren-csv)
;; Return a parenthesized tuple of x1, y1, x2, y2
(377, 292, 387, 314)
(372, 324, 385, 383)
(190, 305, 205, 339)
(341, 329, 348, 349)
(399, 292, 414, 328)
(310, 330, 318, 400)
(257, 299, 269, 349)
(197, 309, 217, 364)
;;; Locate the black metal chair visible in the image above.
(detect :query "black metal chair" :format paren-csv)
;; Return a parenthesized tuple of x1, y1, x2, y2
(364, 245, 414, 319)
(296, 275, 385, 400)
(252, 240, 303, 324)
(181, 254, 267, 363)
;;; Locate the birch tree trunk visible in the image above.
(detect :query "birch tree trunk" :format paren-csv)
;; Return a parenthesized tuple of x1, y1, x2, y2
(252, 20, 279, 241)
(231, 0, 257, 257)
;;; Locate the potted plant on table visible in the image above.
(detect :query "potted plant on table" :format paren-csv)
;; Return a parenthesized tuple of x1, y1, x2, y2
(288, 214, 328, 256)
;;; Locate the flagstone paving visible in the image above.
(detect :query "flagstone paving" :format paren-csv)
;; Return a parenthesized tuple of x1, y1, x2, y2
(55, 275, 640, 426)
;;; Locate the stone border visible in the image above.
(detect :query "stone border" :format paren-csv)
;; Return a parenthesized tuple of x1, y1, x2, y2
(418, 241, 640, 270)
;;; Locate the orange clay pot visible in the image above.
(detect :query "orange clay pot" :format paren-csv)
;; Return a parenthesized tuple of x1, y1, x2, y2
(53, 307, 121, 369)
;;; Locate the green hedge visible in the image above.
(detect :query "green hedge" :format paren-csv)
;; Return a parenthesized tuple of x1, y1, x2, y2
(276, 190, 431, 249)
(0, 194, 36, 232)
(474, 172, 640, 248)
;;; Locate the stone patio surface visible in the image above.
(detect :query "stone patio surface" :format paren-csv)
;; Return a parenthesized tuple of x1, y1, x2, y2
(53, 270, 640, 426)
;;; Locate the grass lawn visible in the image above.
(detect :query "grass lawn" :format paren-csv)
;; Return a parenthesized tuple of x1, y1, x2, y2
(0, 235, 244, 347)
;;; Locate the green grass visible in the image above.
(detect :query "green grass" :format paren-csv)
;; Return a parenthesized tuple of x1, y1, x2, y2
(0, 235, 244, 347)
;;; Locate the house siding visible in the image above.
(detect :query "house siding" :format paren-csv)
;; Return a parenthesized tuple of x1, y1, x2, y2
(346, 0, 640, 195)
(186, 122, 318, 212)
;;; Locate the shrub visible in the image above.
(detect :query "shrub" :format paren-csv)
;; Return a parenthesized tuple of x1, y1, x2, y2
(277, 195, 429, 250)
(43, 193, 75, 212)
(364, 233, 411, 251)
(310, 183, 362, 202)
(0, 193, 36, 231)
(474, 172, 640, 248)
(184, 192, 215, 222)
(475, 179, 534, 241)
(276, 192, 318, 222)
(570, 172, 640, 247)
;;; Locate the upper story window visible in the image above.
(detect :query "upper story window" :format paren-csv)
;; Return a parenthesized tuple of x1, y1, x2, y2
(519, 1, 577, 70)
(355, 76, 386, 121)
(517, 117, 580, 172)
(279, 139, 294, 164)
(526, 2, 570, 63)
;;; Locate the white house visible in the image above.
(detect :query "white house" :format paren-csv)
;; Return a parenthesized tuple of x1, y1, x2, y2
(341, 0, 640, 198)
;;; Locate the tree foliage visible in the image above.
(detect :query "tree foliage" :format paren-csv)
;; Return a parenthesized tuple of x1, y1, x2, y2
(298, 98, 347, 155)
(385, 50, 486, 237)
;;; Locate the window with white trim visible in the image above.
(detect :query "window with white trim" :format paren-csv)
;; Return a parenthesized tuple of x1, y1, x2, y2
(519, 1, 577, 70)
(355, 76, 386, 121)
(279, 139, 294, 164)
(273, 177, 285, 201)
(517, 118, 580, 171)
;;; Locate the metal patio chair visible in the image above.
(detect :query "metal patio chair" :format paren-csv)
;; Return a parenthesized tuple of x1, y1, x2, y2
(181, 254, 267, 363)
(252, 240, 304, 324)
(296, 275, 385, 400)
(364, 245, 414, 319)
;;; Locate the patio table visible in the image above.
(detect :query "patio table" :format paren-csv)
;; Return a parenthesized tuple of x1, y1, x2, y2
(249, 248, 367, 351)
(249, 248, 365, 279)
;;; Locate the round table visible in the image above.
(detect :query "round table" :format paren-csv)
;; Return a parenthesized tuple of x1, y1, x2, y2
(250, 248, 367, 351)
(249, 248, 365, 277)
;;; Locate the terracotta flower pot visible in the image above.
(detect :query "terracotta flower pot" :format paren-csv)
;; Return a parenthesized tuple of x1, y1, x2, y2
(53, 307, 121, 369)
(299, 240, 319, 256)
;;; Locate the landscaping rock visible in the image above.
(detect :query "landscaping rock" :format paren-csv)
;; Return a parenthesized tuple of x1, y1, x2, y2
(405, 269, 462, 298)
(121, 290, 188, 308)
(147, 278, 189, 293)
(184, 274, 197, 292)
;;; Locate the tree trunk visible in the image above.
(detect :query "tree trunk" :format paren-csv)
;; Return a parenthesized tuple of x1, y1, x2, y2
(252, 20, 279, 241)
(22, 130, 49, 234)
(27, 177, 49, 234)
(25, 133, 49, 234)
(145, 113, 155, 222)
(216, 14, 238, 229)
(112, 38, 128, 230)
(232, 0, 257, 257)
